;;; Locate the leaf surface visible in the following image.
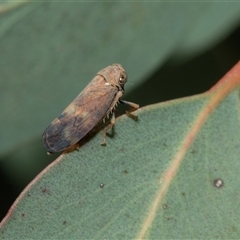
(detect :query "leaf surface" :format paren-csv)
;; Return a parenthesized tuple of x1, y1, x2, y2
(1, 63, 240, 239)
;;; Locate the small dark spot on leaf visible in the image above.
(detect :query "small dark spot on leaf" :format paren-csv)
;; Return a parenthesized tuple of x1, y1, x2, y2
(181, 192, 186, 196)
(213, 179, 224, 188)
(123, 170, 128, 174)
(21, 213, 25, 217)
(41, 187, 50, 195)
(63, 220, 67, 225)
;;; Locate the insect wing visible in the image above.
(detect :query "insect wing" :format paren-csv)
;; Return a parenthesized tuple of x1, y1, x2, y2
(43, 76, 117, 152)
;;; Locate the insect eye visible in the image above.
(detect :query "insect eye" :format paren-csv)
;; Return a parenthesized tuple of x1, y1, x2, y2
(119, 74, 127, 85)
(119, 77, 124, 84)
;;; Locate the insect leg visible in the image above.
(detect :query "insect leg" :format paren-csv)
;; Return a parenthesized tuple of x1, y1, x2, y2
(119, 100, 139, 120)
(101, 112, 115, 146)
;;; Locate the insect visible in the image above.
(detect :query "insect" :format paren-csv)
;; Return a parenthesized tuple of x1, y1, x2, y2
(42, 64, 139, 154)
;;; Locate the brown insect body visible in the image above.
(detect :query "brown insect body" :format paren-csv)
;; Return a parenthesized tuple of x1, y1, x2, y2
(42, 64, 138, 153)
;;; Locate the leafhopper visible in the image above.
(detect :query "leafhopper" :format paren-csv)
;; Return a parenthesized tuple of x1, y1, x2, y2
(42, 64, 139, 154)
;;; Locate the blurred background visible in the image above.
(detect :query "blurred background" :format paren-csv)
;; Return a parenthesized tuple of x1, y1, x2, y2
(1, 2, 240, 221)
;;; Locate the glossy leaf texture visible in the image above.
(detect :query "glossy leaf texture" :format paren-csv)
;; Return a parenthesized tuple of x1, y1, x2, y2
(1, 63, 240, 239)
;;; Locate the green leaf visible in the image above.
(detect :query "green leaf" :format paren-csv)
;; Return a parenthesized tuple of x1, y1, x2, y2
(1, 63, 240, 238)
